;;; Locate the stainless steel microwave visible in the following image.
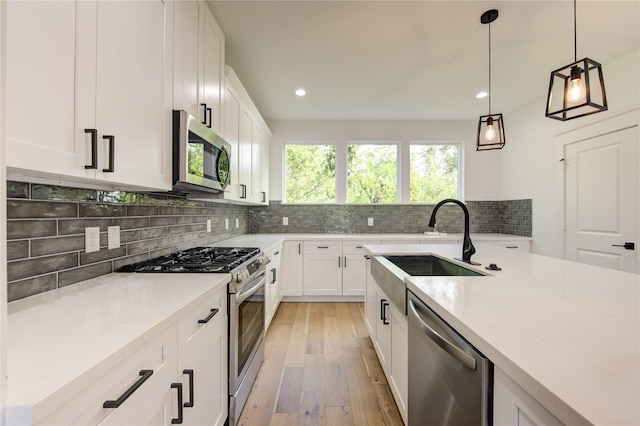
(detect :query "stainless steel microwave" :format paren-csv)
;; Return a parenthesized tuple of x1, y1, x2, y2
(173, 110, 231, 193)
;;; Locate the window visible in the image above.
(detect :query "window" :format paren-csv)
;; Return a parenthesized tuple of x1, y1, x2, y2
(410, 143, 460, 203)
(347, 144, 397, 203)
(284, 143, 336, 203)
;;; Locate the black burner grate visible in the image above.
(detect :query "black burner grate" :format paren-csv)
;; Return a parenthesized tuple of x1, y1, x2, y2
(118, 247, 261, 273)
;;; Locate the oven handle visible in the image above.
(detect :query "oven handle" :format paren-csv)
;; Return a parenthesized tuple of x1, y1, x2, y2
(235, 270, 267, 305)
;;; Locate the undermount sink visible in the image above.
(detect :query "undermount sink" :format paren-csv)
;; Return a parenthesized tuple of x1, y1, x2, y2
(383, 255, 485, 277)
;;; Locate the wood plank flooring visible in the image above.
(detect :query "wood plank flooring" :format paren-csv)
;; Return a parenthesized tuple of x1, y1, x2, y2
(238, 302, 404, 426)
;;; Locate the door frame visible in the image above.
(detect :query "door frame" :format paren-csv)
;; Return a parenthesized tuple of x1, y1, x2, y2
(556, 107, 640, 267)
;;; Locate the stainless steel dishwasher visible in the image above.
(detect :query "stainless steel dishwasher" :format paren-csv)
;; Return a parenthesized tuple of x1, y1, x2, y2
(407, 289, 493, 426)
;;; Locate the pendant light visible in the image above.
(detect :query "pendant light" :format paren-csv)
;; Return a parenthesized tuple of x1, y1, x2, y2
(545, 0, 607, 121)
(477, 9, 505, 151)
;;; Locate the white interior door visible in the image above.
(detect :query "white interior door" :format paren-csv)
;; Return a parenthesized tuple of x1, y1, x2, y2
(564, 126, 638, 273)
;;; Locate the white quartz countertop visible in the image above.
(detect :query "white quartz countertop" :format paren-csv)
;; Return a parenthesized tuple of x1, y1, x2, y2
(6, 272, 230, 423)
(366, 243, 640, 426)
(217, 233, 530, 253)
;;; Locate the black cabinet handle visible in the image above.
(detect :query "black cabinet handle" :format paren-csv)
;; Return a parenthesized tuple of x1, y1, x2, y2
(171, 382, 184, 424)
(183, 369, 194, 408)
(103, 369, 153, 408)
(317, 246, 329, 249)
(198, 308, 219, 324)
(102, 135, 115, 172)
(298, 243, 301, 255)
(261, 191, 266, 202)
(271, 268, 276, 284)
(240, 184, 247, 199)
(344, 256, 347, 268)
(206, 107, 212, 128)
(382, 301, 390, 325)
(200, 103, 208, 125)
(84, 128, 98, 169)
(338, 256, 341, 268)
(380, 299, 386, 322)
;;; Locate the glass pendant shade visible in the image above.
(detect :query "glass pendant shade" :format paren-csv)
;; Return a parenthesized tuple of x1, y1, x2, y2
(477, 113, 505, 151)
(546, 57, 607, 121)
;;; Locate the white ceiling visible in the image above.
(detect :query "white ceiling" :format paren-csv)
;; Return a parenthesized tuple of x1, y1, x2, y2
(207, 1, 640, 121)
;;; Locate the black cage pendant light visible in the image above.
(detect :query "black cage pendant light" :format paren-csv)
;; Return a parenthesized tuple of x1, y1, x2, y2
(545, 0, 607, 121)
(477, 9, 505, 151)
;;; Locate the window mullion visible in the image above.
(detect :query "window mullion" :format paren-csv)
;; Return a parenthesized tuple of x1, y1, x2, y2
(335, 142, 347, 204)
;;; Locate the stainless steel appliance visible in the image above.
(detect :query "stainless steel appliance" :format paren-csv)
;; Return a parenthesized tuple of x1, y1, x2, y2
(407, 289, 493, 426)
(119, 246, 268, 426)
(173, 110, 231, 194)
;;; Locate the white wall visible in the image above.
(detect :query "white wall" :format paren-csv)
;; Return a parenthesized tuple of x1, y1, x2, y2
(499, 49, 640, 257)
(267, 119, 502, 202)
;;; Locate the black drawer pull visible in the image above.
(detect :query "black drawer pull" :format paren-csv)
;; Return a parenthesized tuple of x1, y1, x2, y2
(103, 369, 153, 408)
(198, 308, 219, 324)
(317, 246, 329, 249)
(505, 246, 518, 249)
(102, 135, 115, 172)
(171, 382, 184, 424)
(183, 369, 194, 408)
(84, 128, 98, 169)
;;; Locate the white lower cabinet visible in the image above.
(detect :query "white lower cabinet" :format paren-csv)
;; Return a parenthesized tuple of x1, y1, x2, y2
(177, 288, 228, 426)
(494, 368, 563, 426)
(303, 240, 379, 296)
(265, 244, 282, 329)
(40, 287, 228, 426)
(365, 259, 408, 424)
(281, 241, 304, 297)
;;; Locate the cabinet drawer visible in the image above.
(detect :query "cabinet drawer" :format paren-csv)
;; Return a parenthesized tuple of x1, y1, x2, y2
(343, 240, 380, 255)
(303, 240, 342, 254)
(178, 286, 227, 345)
(41, 323, 178, 426)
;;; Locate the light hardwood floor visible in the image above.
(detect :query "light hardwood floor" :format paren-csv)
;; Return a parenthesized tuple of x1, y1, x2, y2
(238, 302, 404, 426)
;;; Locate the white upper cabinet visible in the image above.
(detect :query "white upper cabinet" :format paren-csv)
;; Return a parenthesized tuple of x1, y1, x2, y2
(173, 1, 225, 135)
(223, 67, 271, 205)
(6, 0, 173, 191)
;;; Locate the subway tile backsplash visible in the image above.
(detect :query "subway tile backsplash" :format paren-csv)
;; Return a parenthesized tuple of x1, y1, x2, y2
(6, 180, 532, 302)
(6, 181, 251, 302)
(251, 200, 532, 236)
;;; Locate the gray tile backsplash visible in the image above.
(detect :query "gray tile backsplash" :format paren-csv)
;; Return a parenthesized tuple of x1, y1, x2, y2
(6, 181, 251, 302)
(251, 200, 532, 236)
(6, 180, 531, 302)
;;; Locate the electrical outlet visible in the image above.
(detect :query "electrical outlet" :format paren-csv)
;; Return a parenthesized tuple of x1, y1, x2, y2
(85, 227, 100, 253)
(207, 219, 212, 232)
(283, 217, 288, 226)
(235, 218, 239, 228)
(368, 217, 374, 226)
(225, 218, 229, 230)
(107, 226, 120, 250)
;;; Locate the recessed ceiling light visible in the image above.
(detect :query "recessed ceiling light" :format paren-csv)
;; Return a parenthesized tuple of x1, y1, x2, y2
(476, 91, 488, 99)
(295, 88, 306, 97)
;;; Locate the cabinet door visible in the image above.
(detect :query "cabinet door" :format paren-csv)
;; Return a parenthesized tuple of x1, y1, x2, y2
(304, 255, 342, 295)
(374, 284, 392, 373)
(266, 248, 282, 329)
(89, 0, 172, 190)
(281, 241, 303, 296)
(173, 0, 202, 119)
(223, 81, 242, 200)
(258, 126, 271, 205)
(238, 109, 254, 200)
(5, 1, 92, 179)
(178, 289, 228, 426)
(342, 254, 366, 296)
(390, 303, 408, 424)
(251, 124, 263, 203)
(201, 6, 225, 135)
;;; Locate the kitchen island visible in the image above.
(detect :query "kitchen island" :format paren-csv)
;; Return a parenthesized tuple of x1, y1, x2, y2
(366, 243, 639, 426)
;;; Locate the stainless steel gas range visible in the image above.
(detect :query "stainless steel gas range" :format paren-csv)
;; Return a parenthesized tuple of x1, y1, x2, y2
(119, 246, 269, 426)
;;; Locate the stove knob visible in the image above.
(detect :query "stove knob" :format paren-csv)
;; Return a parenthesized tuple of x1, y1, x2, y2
(258, 255, 270, 266)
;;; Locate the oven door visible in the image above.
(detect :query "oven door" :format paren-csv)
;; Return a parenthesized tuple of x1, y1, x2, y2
(229, 268, 266, 393)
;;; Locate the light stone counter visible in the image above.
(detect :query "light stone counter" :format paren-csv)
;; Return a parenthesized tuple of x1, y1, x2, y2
(365, 243, 639, 426)
(6, 272, 230, 424)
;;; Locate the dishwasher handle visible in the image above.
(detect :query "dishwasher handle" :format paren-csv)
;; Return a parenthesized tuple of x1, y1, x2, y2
(408, 297, 477, 371)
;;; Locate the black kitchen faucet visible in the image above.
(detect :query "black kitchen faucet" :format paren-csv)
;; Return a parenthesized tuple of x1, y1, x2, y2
(428, 198, 480, 265)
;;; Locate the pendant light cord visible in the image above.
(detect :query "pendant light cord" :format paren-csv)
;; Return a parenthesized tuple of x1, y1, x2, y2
(573, 0, 578, 62)
(488, 20, 492, 114)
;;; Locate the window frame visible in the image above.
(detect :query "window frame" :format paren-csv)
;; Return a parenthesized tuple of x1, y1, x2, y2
(282, 140, 464, 204)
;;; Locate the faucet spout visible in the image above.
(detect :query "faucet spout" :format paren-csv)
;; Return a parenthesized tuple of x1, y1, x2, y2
(428, 199, 480, 265)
